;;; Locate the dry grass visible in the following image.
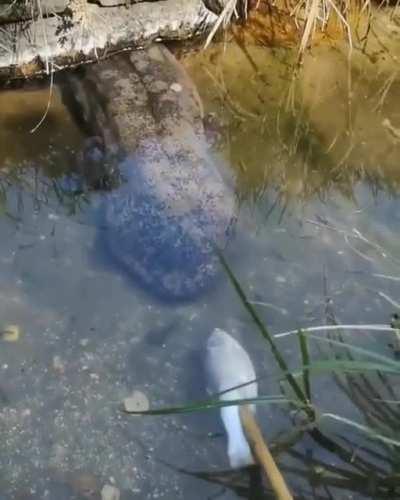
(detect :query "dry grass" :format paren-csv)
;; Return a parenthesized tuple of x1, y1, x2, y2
(208, 0, 393, 55)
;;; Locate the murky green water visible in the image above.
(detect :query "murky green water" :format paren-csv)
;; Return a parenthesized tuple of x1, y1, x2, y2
(1, 18, 400, 499)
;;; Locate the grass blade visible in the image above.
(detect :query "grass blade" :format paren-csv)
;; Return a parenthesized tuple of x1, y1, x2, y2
(298, 329, 312, 402)
(307, 334, 400, 370)
(274, 324, 395, 340)
(217, 251, 309, 409)
(320, 413, 400, 447)
(293, 360, 400, 377)
(123, 395, 295, 416)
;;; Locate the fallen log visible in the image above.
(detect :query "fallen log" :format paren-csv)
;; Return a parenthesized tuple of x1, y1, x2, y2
(0, 0, 216, 82)
(59, 44, 236, 300)
(0, 0, 168, 24)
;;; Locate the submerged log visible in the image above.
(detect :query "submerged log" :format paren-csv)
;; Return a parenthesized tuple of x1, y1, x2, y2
(0, 0, 216, 82)
(59, 44, 236, 301)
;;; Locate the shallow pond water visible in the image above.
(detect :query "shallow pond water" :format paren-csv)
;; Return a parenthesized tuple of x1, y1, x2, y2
(1, 20, 400, 499)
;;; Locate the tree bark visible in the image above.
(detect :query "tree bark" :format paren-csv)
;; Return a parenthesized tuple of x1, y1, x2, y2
(0, 0, 216, 82)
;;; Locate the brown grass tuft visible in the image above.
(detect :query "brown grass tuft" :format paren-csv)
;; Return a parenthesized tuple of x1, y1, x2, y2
(208, 0, 380, 53)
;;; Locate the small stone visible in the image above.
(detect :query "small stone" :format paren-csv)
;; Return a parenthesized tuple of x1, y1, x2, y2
(101, 484, 120, 500)
(52, 355, 65, 374)
(1, 325, 20, 342)
(70, 473, 99, 498)
(170, 82, 182, 93)
(50, 443, 67, 466)
(123, 390, 150, 413)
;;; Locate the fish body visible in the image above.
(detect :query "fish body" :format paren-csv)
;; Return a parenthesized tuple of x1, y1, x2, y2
(205, 328, 258, 468)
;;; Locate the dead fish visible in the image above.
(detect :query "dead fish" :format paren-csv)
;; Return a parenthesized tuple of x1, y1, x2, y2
(205, 328, 258, 468)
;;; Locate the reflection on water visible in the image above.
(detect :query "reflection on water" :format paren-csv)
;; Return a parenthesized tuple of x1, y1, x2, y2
(0, 86, 82, 172)
(1, 23, 400, 499)
(182, 17, 400, 199)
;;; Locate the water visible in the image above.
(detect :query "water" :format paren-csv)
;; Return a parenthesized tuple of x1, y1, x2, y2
(1, 22, 400, 499)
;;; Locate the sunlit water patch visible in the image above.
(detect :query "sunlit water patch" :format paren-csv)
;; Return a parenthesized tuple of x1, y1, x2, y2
(0, 29, 400, 499)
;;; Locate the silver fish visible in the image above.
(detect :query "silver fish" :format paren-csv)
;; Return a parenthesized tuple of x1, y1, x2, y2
(205, 328, 258, 468)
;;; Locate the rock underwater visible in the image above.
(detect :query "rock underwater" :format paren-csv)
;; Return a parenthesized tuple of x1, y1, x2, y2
(60, 44, 236, 301)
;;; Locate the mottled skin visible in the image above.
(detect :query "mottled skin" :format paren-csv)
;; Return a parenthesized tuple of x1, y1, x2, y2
(61, 45, 236, 300)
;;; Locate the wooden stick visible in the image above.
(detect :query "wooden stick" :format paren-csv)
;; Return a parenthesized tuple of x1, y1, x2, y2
(239, 406, 293, 500)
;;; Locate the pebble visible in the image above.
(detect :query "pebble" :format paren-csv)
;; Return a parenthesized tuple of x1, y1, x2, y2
(52, 355, 65, 374)
(101, 484, 120, 500)
(70, 473, 99, 498)
(123, 390, 150, 413)
(50, 443, 67, 466)
(1, 324, 20, 342)
(170, 82, 182, 93)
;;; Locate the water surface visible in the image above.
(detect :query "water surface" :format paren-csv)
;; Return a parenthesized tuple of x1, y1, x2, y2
(1, 24, 400, 498)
